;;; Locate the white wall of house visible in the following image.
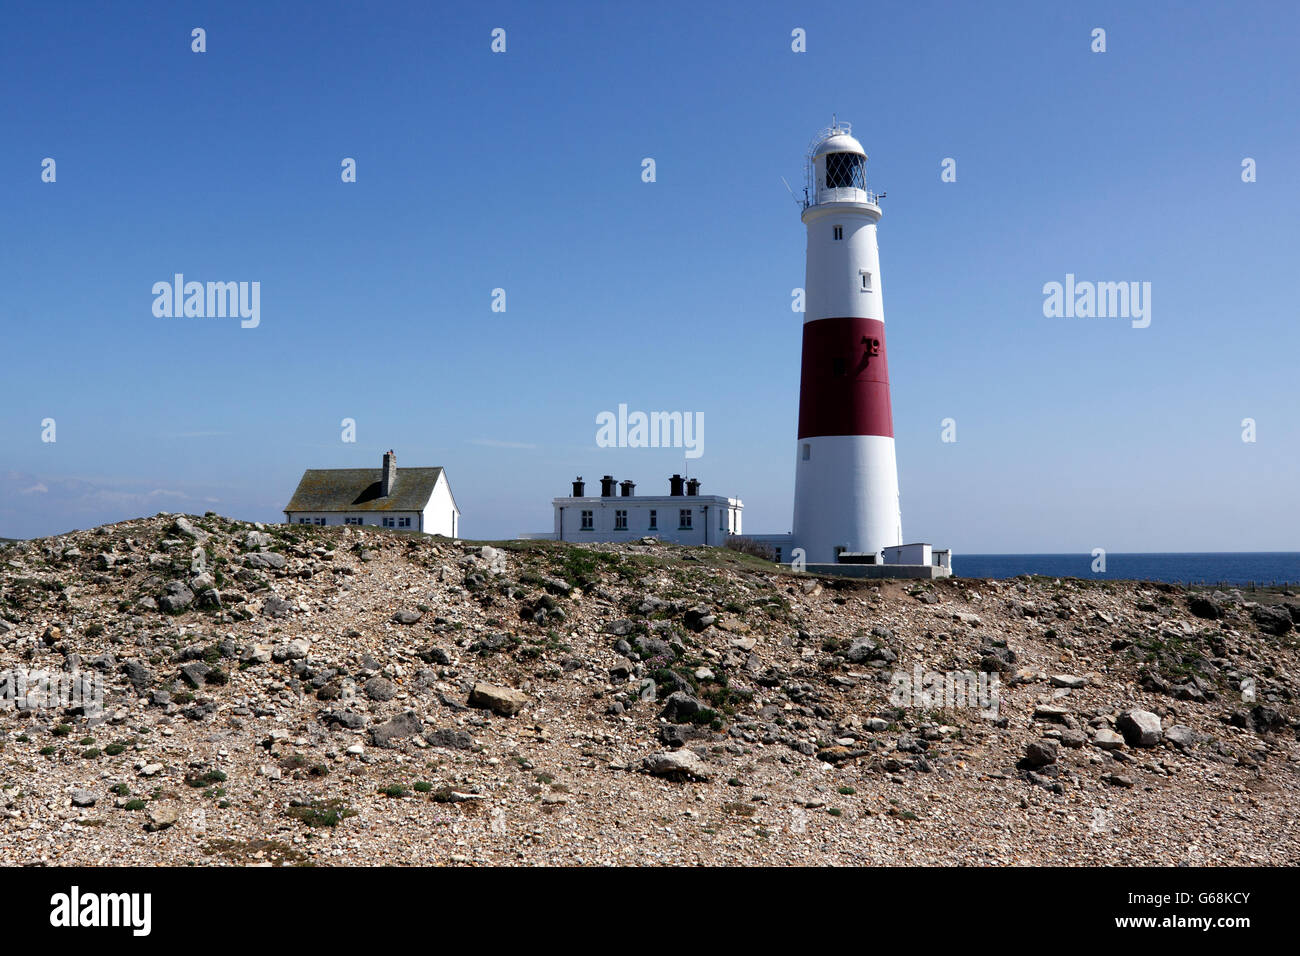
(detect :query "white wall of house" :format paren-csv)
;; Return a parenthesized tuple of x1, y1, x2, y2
(549, 494, 742, 546)
(421, 472, 460, 538)
(284, 511, 423, 529)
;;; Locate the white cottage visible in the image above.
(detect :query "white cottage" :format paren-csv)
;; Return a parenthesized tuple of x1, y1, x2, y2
(283, 450, 459, 537)
(526, 474, 742, 547)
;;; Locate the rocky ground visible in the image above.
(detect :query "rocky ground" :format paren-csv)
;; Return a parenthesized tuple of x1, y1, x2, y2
(1, 513, 1297, 866)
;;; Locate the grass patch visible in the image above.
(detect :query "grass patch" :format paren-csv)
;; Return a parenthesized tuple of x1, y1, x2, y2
(184, 769, 228, 788)
(285, 798, 355, 828)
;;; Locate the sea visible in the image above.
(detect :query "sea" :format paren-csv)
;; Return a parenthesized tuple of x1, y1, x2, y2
(953, 553, 1300, 586)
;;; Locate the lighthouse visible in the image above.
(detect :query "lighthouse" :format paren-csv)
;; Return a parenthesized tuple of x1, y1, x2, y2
(790, 120, 903, 565)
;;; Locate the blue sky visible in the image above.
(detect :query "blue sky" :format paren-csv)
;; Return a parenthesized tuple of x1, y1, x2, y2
(2, 0, 1297, 551)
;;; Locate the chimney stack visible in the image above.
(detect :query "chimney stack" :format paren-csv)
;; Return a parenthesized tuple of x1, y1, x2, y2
(669, 474, 685, 497)
(381, 450, 397, 497)
(571, 476, 585, 497)
(686, 478, 701, 496)
(600, 475, 617, 497)
(619, 479, 636, 497)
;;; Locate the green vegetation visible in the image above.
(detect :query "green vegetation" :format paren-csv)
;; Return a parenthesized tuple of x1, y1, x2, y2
(286, 799, 355, 828)
(184, 769, 228, 788)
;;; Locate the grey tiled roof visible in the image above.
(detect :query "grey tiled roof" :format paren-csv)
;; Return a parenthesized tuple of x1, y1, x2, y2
(283, 467, 444, 514)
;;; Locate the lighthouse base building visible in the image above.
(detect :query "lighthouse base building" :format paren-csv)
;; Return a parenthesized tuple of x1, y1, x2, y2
(744, 532, 951, 578)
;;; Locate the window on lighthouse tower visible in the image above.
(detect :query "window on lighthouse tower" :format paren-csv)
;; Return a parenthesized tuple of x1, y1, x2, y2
(833, 225, 843, 240)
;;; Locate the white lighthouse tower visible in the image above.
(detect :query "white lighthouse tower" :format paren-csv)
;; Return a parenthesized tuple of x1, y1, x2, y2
(790, 120, 903, 565)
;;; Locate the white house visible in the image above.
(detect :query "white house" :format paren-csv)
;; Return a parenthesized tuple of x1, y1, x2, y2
(283, 450, 460, 537)
(524, 475, 742, 547)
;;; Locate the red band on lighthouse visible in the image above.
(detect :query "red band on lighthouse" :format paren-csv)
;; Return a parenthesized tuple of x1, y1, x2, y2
(796, 316, 894, 439)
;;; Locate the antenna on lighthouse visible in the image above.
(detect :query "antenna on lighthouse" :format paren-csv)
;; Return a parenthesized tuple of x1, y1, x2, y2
(780, 176, 803, 210)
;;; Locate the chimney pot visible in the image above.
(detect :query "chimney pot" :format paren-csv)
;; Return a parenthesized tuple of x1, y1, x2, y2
(571, 476, 586, 497)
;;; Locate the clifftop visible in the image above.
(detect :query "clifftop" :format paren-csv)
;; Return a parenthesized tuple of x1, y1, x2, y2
(1, 513, 1297, 865)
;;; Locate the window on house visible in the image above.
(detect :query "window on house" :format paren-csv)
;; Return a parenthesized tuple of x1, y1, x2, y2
(860, 270, 872, 292)
(614, 510, 627, 530)
(344, 517, 362, 526)
(297, 518, 310, 524)
(774, 548, 783, 563)
(398, 517, 411, 528)
(581, 510, 594, 530)
(382, 517, 395, 528)
(801, 443, 811, 461)
(678, 509, 692, 530)
(313, 517, 327, 526)
(648, 509, 657, 530)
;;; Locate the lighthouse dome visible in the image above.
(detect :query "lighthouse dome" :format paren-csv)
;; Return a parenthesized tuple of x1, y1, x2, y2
(812, 130, 865, 159)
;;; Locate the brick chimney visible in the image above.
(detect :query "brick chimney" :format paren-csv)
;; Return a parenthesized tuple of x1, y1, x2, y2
(381, 450, 397, 496)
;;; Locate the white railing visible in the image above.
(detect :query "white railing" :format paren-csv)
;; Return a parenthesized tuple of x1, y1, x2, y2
(807, 185, 881, 207)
